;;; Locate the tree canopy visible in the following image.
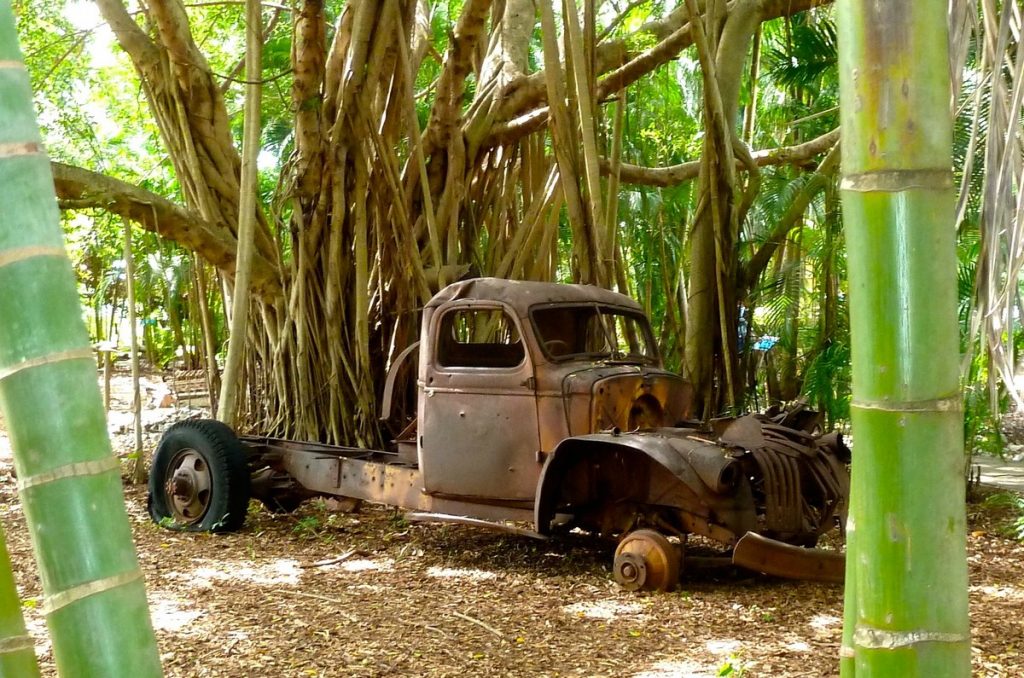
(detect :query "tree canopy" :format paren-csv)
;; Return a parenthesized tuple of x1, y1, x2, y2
(10, 0, 1022, 446)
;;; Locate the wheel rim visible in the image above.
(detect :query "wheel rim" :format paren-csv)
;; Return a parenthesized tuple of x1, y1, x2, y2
(613, 552, 648, 591)
(164, 448, 212, 524)
(613, 529, 680, 592)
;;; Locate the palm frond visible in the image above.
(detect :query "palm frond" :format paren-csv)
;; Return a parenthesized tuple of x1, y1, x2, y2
(762, 15, 838, 98)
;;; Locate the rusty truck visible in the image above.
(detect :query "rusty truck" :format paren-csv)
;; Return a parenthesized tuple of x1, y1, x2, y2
(148, 278, 849, 590)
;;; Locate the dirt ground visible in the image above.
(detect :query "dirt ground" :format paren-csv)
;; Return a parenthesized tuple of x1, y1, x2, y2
(1, 373, 1023, 677)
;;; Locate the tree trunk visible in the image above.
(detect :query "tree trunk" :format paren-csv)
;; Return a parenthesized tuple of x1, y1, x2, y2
(778, 231, 802, 401)
(683, 0, 762, 416)
(82, 0, 831, 444)
(742, 25, 761, 145)
(125, 220, 145, 485)
(217, 0, 262, 427)
(193, 255, 221, 413)
(102, 349, 113, 412)
(837, 0, 970, 674)
(479, 0, 533, 90)
(0, 4, 162, 673)
(538, 0, 600, 284)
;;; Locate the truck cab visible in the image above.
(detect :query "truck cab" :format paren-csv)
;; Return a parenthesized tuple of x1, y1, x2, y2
(414, 278, 692, 503)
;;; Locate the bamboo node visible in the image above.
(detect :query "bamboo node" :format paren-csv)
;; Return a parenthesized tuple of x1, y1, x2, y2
(853, 625, 967, 650)
(839, 644, 856, 658)
(0, 346, 94, 382)
(0, 142, 43, 158)
(42, 569, 144, 616)
(0, 245, 67, 271)
(0, 60, 27, 70)
(0, 635, 34, 654)
(841, 168, 953, 192)
(850, 395, 961, 413)
(17, 455, 120, 492)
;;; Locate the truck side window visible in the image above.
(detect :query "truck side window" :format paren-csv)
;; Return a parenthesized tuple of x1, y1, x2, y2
(436, 308, 525, 368)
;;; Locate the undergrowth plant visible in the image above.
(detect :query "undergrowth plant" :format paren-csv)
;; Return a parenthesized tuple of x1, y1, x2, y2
(983, 492, 1024, 541)
(717, 654, 746, 677)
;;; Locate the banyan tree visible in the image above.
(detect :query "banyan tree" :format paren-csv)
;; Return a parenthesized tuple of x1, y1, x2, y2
(46, 0, 837, 443)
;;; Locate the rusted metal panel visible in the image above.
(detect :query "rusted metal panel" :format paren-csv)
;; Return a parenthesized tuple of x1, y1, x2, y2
(424, 278, 643, 317)
(733, 531, 845, 583)
(535, 389, 572, 456)
(534, 430, 760, 539)
(418, 299, 541, 500)
(719, 413, 849, 539)
(407, 513, 548, 539)
(589, 371, 676, 431)
(419, 381, 541, 500)
(280, 453, 343, 495)
(273, 445, 536, 522)
(752, 448, 804, 534)
(545, 366, 689, 440)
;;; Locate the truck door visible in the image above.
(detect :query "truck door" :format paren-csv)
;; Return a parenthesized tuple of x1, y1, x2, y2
(419, 303, 541, 501)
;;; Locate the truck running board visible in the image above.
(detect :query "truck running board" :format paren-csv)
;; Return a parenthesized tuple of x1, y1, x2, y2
(732, 531, 845, 583)
(407, 512, 549, 540)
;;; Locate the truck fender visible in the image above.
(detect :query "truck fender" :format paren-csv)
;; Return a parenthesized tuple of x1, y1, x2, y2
(533, 431, 746, 535)
(380, 341, 419, 421)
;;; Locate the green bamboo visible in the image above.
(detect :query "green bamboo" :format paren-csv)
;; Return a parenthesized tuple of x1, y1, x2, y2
(0, 2, 162, 676)
(0, 526, 40, 676)
(837, 1, 971, 675)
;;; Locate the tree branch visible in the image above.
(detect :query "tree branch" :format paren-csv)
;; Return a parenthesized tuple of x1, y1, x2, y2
(421, 0, 493, 157)
(489, 0, 831, 131)
(92, 0, 162, 75)
(740, 141, 841, 290)
(605, 127, 840, 187)
(51, 162, 281, 297)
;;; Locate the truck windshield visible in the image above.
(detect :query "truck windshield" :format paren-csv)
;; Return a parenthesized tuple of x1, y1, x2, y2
(531, 305, 658, 364)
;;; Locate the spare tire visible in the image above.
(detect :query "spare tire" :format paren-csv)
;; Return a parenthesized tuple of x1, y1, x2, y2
(148, 419, 250, 532)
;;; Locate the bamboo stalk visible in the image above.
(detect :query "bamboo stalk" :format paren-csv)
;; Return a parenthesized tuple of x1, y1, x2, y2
(0, 3, 162, 674)
(837, 1, 971, 674)
(0, 526, 39, 676)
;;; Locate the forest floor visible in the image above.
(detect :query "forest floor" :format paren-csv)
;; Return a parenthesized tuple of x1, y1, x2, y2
(1, 372, 1023, 677)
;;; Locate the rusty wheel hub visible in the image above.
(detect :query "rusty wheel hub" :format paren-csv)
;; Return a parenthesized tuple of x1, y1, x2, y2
(613, 552, 648, 591)
(613, 529, 681, 592)
(165, 449, 212, 524)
